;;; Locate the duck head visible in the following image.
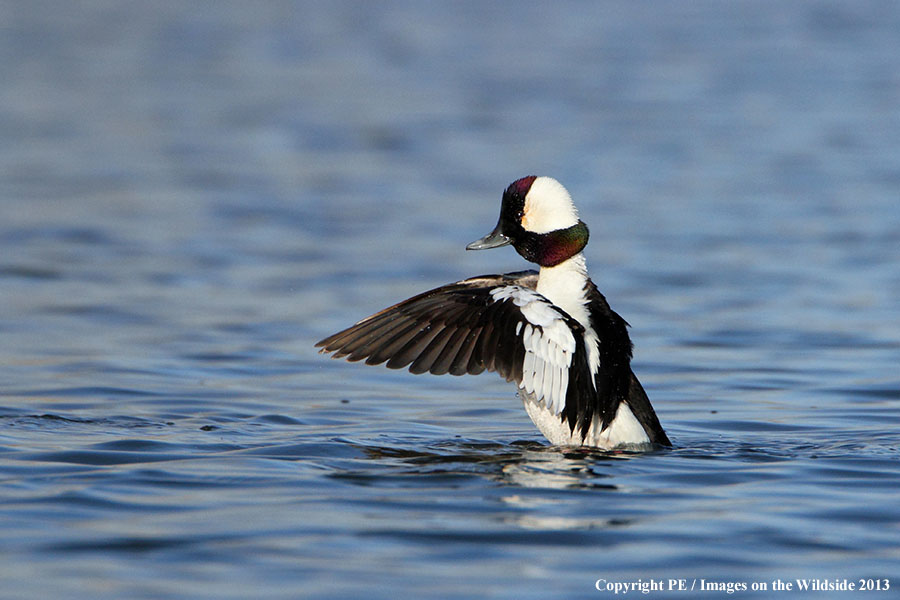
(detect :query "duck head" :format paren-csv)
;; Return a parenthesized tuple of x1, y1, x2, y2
(467, 176, 589, 267)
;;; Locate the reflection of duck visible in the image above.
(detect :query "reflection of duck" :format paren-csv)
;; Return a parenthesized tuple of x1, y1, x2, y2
(317, 177, 670, 449)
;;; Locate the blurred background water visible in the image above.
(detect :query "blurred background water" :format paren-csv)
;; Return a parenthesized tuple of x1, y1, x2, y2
(1, 1, 899, 598)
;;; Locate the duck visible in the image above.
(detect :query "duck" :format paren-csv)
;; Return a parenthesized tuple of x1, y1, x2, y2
(316, 176, 670, 449)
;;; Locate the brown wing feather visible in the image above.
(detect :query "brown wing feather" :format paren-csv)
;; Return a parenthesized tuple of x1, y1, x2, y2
(315, 272, 542, 382)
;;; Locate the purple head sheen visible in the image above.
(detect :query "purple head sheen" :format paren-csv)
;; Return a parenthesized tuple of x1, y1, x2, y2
(506, 176, 538, 199)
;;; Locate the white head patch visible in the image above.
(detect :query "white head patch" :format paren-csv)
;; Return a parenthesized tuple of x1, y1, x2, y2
(521, 177, 580, 234)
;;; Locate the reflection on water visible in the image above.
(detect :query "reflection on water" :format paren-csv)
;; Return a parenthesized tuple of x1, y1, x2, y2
(2, 1, 900, 599)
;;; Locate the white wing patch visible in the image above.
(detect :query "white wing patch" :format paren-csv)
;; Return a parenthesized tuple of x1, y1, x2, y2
(490, 286, 577, 415)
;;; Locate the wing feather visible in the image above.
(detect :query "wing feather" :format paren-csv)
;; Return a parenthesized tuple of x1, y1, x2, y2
(447, 326, 482, 376)
(409, 326, 458, 374)
(316, 271, 585, 423)
(385, 324, 442, 369)
(365, 320, 431, 366)
(430, 326, 471, 375)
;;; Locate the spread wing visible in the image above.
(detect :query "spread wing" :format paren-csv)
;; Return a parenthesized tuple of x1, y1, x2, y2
(315, 271, 585, 417)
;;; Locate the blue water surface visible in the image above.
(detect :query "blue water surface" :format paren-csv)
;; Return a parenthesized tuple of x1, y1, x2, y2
(2, 2, 899, 599)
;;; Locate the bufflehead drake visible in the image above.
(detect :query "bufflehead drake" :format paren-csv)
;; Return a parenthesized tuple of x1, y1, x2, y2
(316, 176, 670, 449)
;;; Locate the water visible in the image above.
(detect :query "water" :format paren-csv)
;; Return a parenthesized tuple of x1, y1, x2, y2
(2, 2, 899, 598)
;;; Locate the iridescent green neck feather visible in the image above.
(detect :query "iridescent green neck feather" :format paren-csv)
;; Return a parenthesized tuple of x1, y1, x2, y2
(517, 221, 589, 267)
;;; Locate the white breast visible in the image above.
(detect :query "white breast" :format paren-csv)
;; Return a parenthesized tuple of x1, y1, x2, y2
(520, 391, 651, 450)
(535, 253, 601, 381)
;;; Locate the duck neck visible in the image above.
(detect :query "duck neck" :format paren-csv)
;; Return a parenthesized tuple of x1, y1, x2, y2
(515, 220, 589, 267)
(536, 253, 591, 327)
